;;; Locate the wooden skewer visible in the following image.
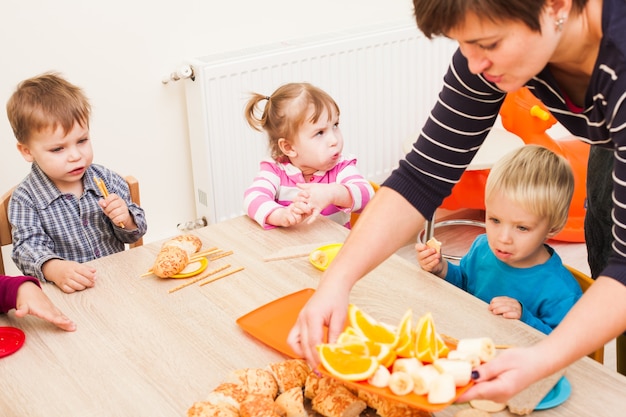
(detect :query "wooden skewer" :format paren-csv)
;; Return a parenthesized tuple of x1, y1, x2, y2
(168, 264, 231, 293)
(94, 176, 125, 229)
(198, 267, 244, 286)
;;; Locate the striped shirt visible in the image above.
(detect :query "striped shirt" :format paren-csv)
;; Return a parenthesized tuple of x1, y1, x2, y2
(9, 163, 148, 281)
(243, 155, 374, 229)
(385, 0, 626, 285)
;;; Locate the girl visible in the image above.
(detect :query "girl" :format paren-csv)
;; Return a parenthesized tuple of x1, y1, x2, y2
(243, 83, 374, 229)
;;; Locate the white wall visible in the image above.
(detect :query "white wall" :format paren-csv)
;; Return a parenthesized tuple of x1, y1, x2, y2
(0, 0, 415, 246)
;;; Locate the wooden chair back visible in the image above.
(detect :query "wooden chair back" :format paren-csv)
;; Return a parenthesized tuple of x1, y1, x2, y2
(0, 175, 142, 276)
(565, 265, 604, 364)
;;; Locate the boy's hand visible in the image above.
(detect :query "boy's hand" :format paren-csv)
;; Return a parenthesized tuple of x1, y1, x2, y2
(98, 194, 137, 229)
(415, 242, 445, 276)
(42, 259, 97, 293)
(489, 296, 522, 319)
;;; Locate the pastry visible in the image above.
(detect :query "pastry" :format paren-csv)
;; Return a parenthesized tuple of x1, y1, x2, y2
(152, 234, 203, 278)
(227, 368, 279, 399)
(311, 383, 366, 417)
(267, 359, 310, 393)
(239, 393, 281, 417)
(205, 382, 248, 409)
(153, 245, 189, 278)
(187, 401, 239, 417)
(274, 386, 307, 417)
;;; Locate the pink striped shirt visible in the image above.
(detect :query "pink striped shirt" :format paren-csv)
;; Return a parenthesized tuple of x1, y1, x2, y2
(244, 155, 374, 229)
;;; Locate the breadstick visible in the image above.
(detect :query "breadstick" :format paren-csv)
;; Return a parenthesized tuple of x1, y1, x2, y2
(189, 247, 219, 261)
(94, 176, 125, 228)
(168, 264, 231, 293)
(198, 267, 244, 286)
(209, 250, 234, 261)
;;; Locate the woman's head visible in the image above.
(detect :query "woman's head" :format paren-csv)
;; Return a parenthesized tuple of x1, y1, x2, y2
(6, 72, 91, 144)
(244, 82, 340, 162)
(412, 0, 588, 39)
(485, 144, 574, 233)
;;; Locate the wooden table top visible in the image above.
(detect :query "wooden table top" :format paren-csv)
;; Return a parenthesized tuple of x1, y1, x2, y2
(1, 215, 625, 416)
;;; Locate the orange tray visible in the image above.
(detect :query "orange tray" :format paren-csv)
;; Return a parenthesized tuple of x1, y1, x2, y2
(236, 288, 472, 412)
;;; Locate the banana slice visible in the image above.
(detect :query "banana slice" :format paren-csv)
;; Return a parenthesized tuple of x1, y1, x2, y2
(433, 358, 472, 387)
(427, 373, 456, 404)
(388, 371, 414, 396)
(391, 357, 422, 375)
(411, 364, 440, 395)
(456, 337, 496, 362)
(367, 365, 391, 388)
(310, 250, 328, 266)
(447, 349, 481, 368)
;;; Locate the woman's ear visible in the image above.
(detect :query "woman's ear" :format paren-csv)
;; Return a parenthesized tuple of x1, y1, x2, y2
(278, 138, 297, 157)
(547, 0, 572, 20)
(16, 143, 35, 162)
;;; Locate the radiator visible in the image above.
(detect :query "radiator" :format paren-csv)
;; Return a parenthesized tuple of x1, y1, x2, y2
(183, 21, 457, 224)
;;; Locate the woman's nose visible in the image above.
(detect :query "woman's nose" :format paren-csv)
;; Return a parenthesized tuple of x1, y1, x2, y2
(462, 46, 491, 75)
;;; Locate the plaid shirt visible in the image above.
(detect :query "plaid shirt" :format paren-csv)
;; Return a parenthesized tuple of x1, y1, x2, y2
(9, 163, 147, 281)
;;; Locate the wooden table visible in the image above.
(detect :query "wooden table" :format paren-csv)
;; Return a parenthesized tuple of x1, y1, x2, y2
(1, 216, 625, 416)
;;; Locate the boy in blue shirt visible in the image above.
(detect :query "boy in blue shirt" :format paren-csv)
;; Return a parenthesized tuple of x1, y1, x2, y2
(416, 145, 582, 334)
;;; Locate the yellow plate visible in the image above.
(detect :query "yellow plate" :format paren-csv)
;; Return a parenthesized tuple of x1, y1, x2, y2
(171, 257, 208, 279)
(309, 243, 343, 271)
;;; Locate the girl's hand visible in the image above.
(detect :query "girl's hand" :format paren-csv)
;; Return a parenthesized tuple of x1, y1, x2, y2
(296, 183, 352, 224)
(489, 296, 522, 319)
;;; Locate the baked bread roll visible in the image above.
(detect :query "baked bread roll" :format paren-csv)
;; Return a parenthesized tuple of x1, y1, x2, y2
(227, 368, 278, 399)
(267, 359, 310, 393)
(311, 383, 366, 417)
(304, 372, 341, 400)
(153, 245, 190, 278)
(206, 382, 248, 409)
(187, 401, 239, 417)
(274, 387, 307, 417)
(239, 393, 282, 417)
(152, 234, 203, 278)
(165, 234, 203, 254)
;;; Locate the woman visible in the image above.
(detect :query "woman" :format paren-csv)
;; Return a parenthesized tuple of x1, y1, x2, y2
(287, 0, 626, 402)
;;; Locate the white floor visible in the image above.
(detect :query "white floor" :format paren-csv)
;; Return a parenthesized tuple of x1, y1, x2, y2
(395, 208, 617, 372)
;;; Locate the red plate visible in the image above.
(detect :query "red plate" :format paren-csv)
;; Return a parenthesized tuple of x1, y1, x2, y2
(236, 289, 472, 412)
(0, 327, 25, 358)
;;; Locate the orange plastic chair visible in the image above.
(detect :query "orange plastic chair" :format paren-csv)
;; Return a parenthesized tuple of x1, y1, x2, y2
(500, 88, 589, 242)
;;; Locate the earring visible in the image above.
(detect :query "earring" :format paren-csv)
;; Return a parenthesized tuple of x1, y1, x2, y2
(555, 15, 566, 32)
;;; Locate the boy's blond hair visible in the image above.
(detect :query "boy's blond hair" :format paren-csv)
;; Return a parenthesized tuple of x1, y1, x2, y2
(485, 145, 574, 232)
(6, 72, 91, 144)
(244, 82, 339, 162)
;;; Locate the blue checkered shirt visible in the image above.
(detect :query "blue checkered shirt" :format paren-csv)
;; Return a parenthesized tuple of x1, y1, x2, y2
(9, 163, 147, 281)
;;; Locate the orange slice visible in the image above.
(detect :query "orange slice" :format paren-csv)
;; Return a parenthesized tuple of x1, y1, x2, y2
(414, 312, 439, 363)
(336, 327, 366, 344)
(318, 344, 379, 381)
(348, 304, 398, 348)
(394, 308, 414, 358)
(364, 340, 397, 368)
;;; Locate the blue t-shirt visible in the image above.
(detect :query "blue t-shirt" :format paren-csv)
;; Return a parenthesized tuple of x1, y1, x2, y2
(445, 234, 582, 334)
